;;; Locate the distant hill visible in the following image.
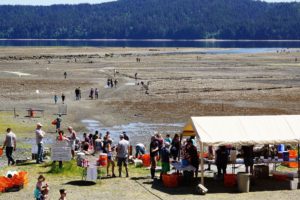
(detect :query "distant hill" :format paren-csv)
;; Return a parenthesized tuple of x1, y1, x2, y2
(1, 0, 300, 39)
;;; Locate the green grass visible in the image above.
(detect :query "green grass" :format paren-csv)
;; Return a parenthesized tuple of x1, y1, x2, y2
(47, 160, 83, 176)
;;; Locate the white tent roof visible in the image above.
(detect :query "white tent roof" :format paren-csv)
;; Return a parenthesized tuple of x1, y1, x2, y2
(191, 115, 300, 146)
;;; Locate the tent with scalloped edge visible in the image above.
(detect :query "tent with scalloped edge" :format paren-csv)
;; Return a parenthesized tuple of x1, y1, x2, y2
(185, 115, 300, 186)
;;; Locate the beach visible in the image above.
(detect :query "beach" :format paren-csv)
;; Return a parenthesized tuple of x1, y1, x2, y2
(0, 47, 300, 199)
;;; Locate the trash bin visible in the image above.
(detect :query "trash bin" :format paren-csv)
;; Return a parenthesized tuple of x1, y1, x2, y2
(237, 172, 250, 193)
(290, 179, 299, 190)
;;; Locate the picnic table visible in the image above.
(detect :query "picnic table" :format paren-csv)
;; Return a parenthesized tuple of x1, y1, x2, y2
(26, 108, 44, 118)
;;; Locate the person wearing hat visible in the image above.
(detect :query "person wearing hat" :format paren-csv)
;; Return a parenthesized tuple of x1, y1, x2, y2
(59, 189, 67, 200)
(160, 142, 171, 180)
(36, 123, 45, 164)
(116, 133, 130, 177)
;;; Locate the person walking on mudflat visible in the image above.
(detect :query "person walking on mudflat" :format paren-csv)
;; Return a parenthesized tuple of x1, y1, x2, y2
(61, 93, 65, 104)
(54, 94, 58, 104)
(2, 128, 16, 165)
(64, 71, 67, 79)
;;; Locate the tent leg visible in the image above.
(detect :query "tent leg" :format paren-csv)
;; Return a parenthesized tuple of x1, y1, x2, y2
(200, 142, 205, 185)
(298, 144, 300, 182)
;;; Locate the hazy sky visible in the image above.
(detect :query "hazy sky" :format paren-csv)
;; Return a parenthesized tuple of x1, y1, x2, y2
(0, 0, 299, 5)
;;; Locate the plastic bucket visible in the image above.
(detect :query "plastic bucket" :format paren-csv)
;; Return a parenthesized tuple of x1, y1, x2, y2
(141, 154, 151, 167)
(237, 172, 250, 193)
(162, 174, 179, 188)
(99, 153, 107, 166)
(224, 174, 237, 187)
(288, 150, 297, 158)
(290, 180, 298, 190)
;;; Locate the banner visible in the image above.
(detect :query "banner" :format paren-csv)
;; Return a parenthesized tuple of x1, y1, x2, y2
(51, 141, 72, 161)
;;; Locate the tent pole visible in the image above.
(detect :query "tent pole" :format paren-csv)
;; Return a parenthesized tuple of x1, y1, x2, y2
(298, 143, 300, 182)
(200, 141, 205, 185)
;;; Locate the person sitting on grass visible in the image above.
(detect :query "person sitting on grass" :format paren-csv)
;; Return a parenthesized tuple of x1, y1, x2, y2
(58, 189, 67, 200)
(160, 142, 171, 180)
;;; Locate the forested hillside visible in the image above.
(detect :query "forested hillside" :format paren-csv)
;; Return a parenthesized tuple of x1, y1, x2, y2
(0, 0, 300, 39)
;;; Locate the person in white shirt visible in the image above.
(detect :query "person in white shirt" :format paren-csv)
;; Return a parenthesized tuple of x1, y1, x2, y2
(36, 123, 45, 164)
(67, 126, 77, 158)
(117, 134, 130, 177)
(2, 128, 16, 165)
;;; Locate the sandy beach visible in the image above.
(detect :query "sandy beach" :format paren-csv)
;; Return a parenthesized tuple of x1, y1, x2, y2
(0, 47, 300, 199)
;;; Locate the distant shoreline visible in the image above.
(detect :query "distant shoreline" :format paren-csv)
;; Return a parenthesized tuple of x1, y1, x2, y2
(1, 38, 300, 42)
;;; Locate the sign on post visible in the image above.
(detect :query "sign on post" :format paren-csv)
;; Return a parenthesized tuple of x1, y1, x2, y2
(51, 141, 72, 161)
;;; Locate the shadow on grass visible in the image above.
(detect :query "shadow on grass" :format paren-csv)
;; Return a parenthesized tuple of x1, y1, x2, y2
(131, 177, 149, 181)
(64, 180, 96, 186)
(148, 177, 292, 195)
(16, 162, 36, 166)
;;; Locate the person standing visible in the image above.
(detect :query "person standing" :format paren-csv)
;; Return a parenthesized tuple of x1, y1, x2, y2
(54, 94, 58, 104)
(160, 142, 171, 179)
(150, 136, 159, 179)
(64, 72, 67, 79)
(55, 114, 62, 133)
(75, 88, 79, 100)
(103, 135, 116, 177)
(2, 128, 16, 165)
(215, 146, 229, 178)
(55, 130, 69, 169)
(186, 139, 199, 177)
(78, 87, 81, 100)
(242, 145, 254, 174)
(36, 123, 45, 164)
(89, 88, 94, 99)
(171, 134, 180, 161)
(61, 93, 65, 104)
(67, 126, 77, 159)
(95, 88, 99, 99)
(116, 134, 130, 177)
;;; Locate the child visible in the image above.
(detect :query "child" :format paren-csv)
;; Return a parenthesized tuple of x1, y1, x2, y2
(34, 175, 49, 200)
(59, 189, 67, 200)
(160, 142, 171, 179)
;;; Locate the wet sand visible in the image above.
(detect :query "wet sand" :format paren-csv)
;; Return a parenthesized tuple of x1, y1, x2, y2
(0, 47, 300, 143)
(1, 47, 300, 199)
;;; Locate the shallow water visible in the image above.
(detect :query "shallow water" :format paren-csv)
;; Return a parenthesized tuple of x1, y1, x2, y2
(3, 71, 32, 76)
(81, 119, 184, 145)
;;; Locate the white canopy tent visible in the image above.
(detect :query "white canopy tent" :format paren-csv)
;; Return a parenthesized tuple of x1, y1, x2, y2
(187, 115, 300, 186)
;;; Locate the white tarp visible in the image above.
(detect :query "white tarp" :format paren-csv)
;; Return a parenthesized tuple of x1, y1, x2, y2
(191, 115, 300, 146)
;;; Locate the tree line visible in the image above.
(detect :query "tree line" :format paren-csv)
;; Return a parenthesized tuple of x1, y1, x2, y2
(0, 0, 300, 39)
